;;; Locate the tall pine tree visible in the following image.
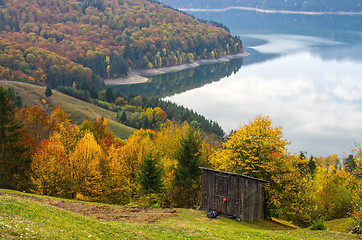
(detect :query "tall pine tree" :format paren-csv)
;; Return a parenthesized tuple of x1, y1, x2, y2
(0, 87, 25, 188)
(138, 152, 163, 206)
(173, 126, 202, 208)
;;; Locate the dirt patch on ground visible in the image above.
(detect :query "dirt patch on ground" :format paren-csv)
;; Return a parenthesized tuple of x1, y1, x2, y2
(0, 191, 176, 223)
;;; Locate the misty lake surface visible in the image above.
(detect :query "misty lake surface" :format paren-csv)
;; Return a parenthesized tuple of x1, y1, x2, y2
(116, 10, 362, 157)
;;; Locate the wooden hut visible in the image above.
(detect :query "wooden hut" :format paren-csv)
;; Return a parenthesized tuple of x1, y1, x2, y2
(200, 167, 267, 221)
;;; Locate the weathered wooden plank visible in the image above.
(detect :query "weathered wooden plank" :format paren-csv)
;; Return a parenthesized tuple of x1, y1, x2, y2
(200, 168, 266, 221)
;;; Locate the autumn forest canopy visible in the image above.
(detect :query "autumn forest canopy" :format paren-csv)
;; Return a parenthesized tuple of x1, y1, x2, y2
(0, 0, 243, 88)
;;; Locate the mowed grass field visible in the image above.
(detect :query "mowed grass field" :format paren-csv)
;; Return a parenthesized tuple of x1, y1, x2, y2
(0, 80, 135, 139)
(0, 189, 360, 240)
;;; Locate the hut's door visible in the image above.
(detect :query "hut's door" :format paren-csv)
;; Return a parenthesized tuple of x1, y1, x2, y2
(215, 174, 228, 214)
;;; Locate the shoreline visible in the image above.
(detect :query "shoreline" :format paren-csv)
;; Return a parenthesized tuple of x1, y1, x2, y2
(104, 52, 249, 86)
(179, 6, 362, 16)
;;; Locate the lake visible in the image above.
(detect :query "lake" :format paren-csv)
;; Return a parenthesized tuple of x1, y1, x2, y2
(115, 10, 362, 157)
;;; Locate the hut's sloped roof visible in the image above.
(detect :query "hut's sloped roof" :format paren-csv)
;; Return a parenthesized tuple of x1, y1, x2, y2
(199, 167, 268, 183)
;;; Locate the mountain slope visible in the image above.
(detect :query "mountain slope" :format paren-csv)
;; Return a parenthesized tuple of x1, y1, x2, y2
(0, 0, 243, 88)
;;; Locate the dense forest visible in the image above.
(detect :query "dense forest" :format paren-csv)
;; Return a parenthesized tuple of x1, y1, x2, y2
(0, 0, 243, 88)
(160, 0, 362, 12)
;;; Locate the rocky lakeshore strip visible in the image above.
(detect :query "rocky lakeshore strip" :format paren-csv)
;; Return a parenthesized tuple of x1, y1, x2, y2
(104, 52, 249, 85)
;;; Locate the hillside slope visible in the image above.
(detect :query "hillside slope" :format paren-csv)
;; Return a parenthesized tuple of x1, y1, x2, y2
(0, 0, 243, 88)
(0, 80, 134, 139)
(0, 189, 358, 240)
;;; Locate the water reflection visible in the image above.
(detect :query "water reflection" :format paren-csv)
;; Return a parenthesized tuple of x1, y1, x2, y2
(188, 10, 362, 43)
(165, 50, 362, 156)
(315, 44, 362, 62)
(112, 58, 243, 98)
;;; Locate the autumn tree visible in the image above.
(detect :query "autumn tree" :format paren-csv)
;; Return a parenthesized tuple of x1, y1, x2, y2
(70, 131, 104, 201)
(312, 165, 356, 220)
(101, 143, 130, 204)
(79, 119, 115, 153)
(267, 153, 318, 226)
(351, 180, 362, 233)
(114, 96, 127, 106)
(210, 116, 289, 179)
(18, 106, 55, 145)
(31, 132, 72, 198)
(30, 108, 79, 197)
(152, 122, 184, 205)
(112, 129, 156, 203)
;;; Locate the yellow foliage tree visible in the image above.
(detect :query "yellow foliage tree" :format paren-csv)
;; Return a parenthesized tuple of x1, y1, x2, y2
(51, 106, 70, 124)
(114, 129, 156, 203)
(102, 144, 130, 204)
(266, 153, 318, 226)
(31, 132, 72, 198)
(153, 122, 187, 205)
(70, 131, 104, 201)
(313, 165, 356, 220)
(210, 115, 289, 179)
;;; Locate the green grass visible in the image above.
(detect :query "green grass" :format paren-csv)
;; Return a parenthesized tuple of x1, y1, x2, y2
(0, 189, 360, 240)
(325, 218, 357, 233)
(0, 80, 135, 139)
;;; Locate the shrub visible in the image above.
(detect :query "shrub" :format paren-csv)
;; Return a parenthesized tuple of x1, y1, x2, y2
(310, 218, 327, 230)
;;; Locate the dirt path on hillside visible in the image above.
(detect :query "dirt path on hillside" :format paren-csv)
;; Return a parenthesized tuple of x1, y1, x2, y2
(0, 192, 176, 223)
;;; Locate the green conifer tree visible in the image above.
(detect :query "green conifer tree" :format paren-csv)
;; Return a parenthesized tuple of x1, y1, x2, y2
(45, 86, 52, 98)
(138, 152, 163, 206)
(173, 127, 202, 208)
(0, 87, 25, 188)
(120, 111, 127, 124)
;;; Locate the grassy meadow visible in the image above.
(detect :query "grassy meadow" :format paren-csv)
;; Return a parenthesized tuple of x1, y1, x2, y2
(0, 189, 360, 240)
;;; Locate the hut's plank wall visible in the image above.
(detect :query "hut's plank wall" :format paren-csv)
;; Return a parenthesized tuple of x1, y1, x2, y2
(200, 168, 266, 221)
